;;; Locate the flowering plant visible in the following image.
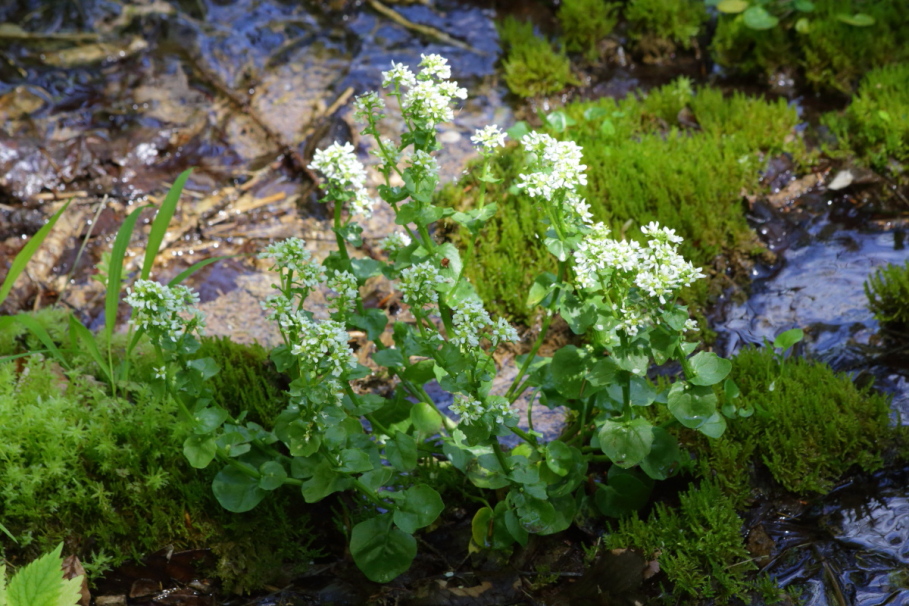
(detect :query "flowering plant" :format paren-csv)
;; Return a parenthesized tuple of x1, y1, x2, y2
(136, 54, 746, 582)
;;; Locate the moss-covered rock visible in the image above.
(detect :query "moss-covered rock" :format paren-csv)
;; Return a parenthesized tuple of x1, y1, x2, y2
(625, 0, 708, 60)
(696, 346, 894, 498)
(557, 0, 620, 62)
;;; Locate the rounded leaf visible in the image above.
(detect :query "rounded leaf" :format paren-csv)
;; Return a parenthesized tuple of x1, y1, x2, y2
(411, 402, 443, 434)
(640, 427, 682, 480)
(350, 514, 417, 583)
(667, 383, 717, 429)
(743, 6, 779, 29)
(688, 351, 732, 386)
(183, 435, 216, 469)
(597, 417, 654, 468)
(213, 465, 267, 512)
(836, 13, 874, 26)
(258, 461, 287, 491)
(393, 484, 444, 534)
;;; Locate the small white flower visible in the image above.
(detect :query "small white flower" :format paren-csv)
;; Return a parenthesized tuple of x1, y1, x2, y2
(489, 317, 520, 348)
(450, 298, 493, 349)
(308, 142, 375, 218)
(684, 318, 699, 332)
(470, 125, 507, 154)
(154, 366, 166, 380)
(399, 261, 449, 307)
(409, 150, 440, 178)
(125, 280, 205, 345)
(380, 231, 412, 255)
(450, 394, 484, 424)
(327, 270, 359, 315)
(353, 92, 385, 122)
(418, 53, 452, 81)
(283, 312, 356, 378)
(382, 61, 416, 88)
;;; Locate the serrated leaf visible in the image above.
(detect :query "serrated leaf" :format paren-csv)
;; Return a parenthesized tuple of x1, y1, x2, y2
(7, 543, 82, 606)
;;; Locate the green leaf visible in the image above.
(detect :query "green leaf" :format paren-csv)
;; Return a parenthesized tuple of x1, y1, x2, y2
(0, 200, 71, 309)
(350, 257, 383, 282)
(527, 272, 558, 308)
(588, 357, 619, 387)
(545, 110, 576, 133)
(168, 255, 234, 287)
(742, 5, 779, 29)
(667, 383, 718, 429)
(795, 16, 810, 32)
(386, 431, 417, 471)
(350, 514, 417, 583)
(596, 471, 652, 518)
(697, 411, 728, 438)
(186, 357, 220, 380)
(597, 417, 654, 468)
(793, 0, 814, 11)
(640, 427, 681, 480)
(11, 314, 70, 371)
(68, 314, 111, 382)
(687, 351, 732, 386)
(5, 543, 83, 606)
(349, 308, 387, 341)
(559, 293, 596, 334)
(339, 449, 373, 473)
(411, 402, 443, 434)
(300, 460, 352, 502)
(544, 441, 575, 477)
(583, 107, 608, 121)
(836, 12, 874, 26)
(600, 119, 616, 137)
(509, 492, 558, 534)
(373, 348, 404, 368)
(183, 435, 217, 469)
(258, 461, 287, 490)
(550, 346, 587, 399)
(213, 465, 267, 512)
(543, 236, 570, 261)
(773, 328, 803, 351)
(142, 169, 191, 280)
(506, 121, 530, 140)
(402, 359, 435, 385)
(107, 205, 152, 348)
(192, 407, 229, 434)
(359, 467, 393, 492)
(392, 484, 444, 533)
(716, 0, 748, 13)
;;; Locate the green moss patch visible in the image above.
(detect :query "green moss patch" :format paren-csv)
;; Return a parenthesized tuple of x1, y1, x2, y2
(604, 481, 759, 603)
(558, 0, 620, 62)
(497, 17, 578, 98)
(697, 346, 893, 498)
(865, 259, 909, 338)
(0, 320, 318, 593)
(625, 0, 707, 59)
(441, 79, 806, 324)
(823, 63, 909, 172)
(712, 0, 909, 93)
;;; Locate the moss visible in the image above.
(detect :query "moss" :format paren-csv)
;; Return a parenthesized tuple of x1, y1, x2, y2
(711, 0, 909, 93)
(557, 0, 619, 62)
(604, 481, 754, 603)
(865, 259, 909, 337)
(441, 80, 806, 324)
(697, 346, 893, 497)
(625, 0, 708, 59)
(823, 63, 909, 171)
(196, 335, 288, 426)
(497, 17, 578, 98)
(0, 323, 319, 594)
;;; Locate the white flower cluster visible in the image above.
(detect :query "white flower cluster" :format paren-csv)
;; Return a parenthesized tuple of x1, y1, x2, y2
(409, 150, 440, 179)
(399, 261, 448, 307)
(516, 132, 592, 225)
(574, 222, 705, 336)
(277, 311, 356, 378)
(470, 125, 507, 155)
(125, 279, 205, 344)
(381, 54, 467, 126)
(308, 142, 374, 217)
(450, 394, 515, 425)
(450, 298, 520, 350)
(261, 292, 295, 321)
(353, 91, 385, 123)
(379, 231, 412, 255)
(327, 270, 358, 315)
(259, 238, 325, 289)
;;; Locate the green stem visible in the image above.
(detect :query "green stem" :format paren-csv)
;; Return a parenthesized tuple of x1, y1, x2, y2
(491, 440, 512, 475)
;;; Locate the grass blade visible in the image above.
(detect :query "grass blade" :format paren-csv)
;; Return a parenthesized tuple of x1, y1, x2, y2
(0, 200, 72, 308)
(68, 313, 112, 383)
(11, 313, 71, 370)
(104, 204, 150, 345)
(142, 169, 192, 281)
(168, 255, 237, 286)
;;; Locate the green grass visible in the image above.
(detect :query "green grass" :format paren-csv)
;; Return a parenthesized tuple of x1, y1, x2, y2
(0, 316, 318, 593)
(823, 63, 909, 171)
(440, 79, 806, 324)
(497, 17, 578, 98)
